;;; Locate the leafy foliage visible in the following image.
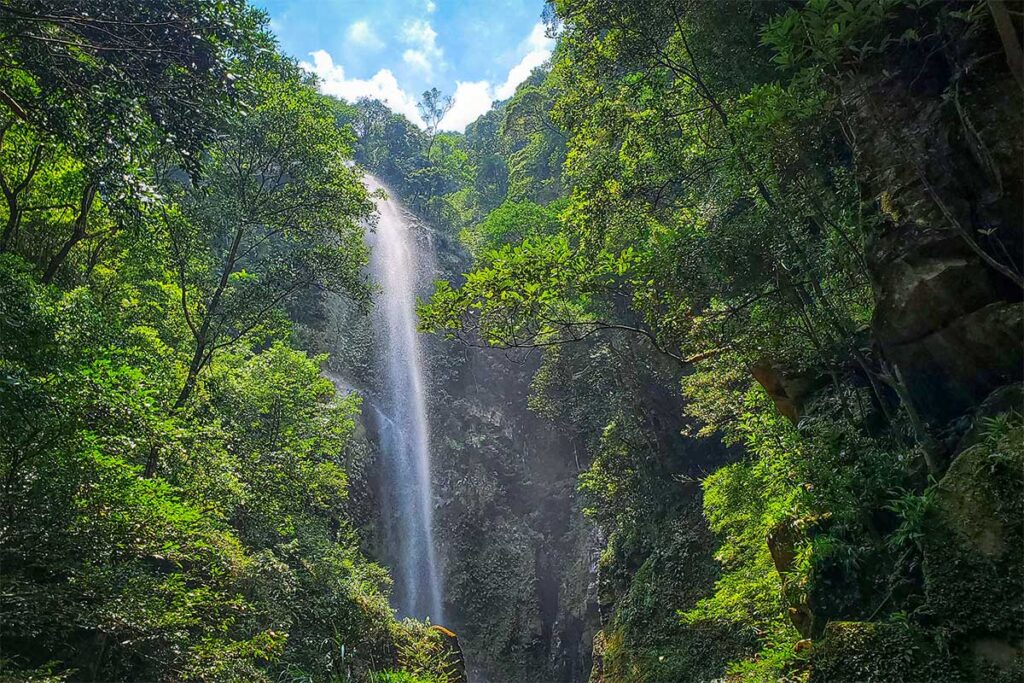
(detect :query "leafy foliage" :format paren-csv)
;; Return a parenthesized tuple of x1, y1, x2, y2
(412, 0, 1023, 680)
(0, 5, 451, 682)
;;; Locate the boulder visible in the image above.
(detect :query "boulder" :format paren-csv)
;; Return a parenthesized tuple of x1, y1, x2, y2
(809, 621, 959, 682)
(870, 240, 1002, 348)
(867, 221, 1023, 424)
(751, 362, 823, 423)
(953, 384, 1024, 453)
(922, 412, 1024, 638)
(431, 625, 468, 683)
(882, 301, 1023, 423)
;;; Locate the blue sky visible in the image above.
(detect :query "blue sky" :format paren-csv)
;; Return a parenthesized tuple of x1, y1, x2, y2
(255, 0, 553, 131)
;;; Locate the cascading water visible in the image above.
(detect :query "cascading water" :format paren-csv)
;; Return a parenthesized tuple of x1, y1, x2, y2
(364, 174, 444, 623)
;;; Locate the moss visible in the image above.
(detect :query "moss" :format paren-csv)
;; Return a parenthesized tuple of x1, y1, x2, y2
(596, 500, 758, 683)
(810, 412, 1024, 683)
(589, 629, 607, 683)
(386, 620, 465, 683)
(922, 413, 1024, 639)
(809, 621, 962, 682)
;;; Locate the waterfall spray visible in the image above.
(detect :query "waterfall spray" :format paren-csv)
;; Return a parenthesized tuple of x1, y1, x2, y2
(364, 175, 444, 623)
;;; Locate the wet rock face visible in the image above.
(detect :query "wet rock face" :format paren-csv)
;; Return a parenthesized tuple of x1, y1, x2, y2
(847, 38, 1024, 424)
(424, 279, 600, 682)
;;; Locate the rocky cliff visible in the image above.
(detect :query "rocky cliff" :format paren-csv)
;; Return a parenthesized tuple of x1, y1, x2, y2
(297, 202, 600, 683)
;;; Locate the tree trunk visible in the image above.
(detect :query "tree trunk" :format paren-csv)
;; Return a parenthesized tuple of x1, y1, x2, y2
(41, 182, 97, 284)
(84, 236, 109, 277)
(143, 444, 160, 479)
(174, 345, 207, 409)
(0, 141, 43, 253)
(988, 0, 1024, 90)
(0, 202, 21, 252)
(172, 225, 246, 409)
(885, 362, 942, 475)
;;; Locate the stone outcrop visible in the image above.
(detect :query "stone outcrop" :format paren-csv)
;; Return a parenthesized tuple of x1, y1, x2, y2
(808, 387, 1024, 682)
(841, 14, 1024, 425)
(809, 621, 961, 682)
(751, 362, 823, 423)
(431, 625, 468, 683)
(868, 221, 1024, 422)
(921, 403, 1023, 648)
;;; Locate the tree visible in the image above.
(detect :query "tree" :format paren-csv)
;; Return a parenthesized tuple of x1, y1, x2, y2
(459, 199, 561, 256)
(0, 0, 272, 182)
(167, 66, 373, 411)
(500, 68, 566, 203)
(0, 5, 462, 682)
(0, 1, 277, 285)
(418, 87, 454, 144)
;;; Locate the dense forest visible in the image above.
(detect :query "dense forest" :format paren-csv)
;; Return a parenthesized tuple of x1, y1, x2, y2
(1, 1, 1022, 683)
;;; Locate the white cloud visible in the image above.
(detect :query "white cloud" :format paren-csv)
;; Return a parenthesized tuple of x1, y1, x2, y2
(302, 21, 556, 135)
(402, 49, 433, 75)
(438, 22, 555, 131)
(440, 81, 494, 132)
(425, 0, 436, 13)
(401, 18, 439, 52)
(346, 20, 384, 50)
(400, 19, 442, 76)
(495, 23, 555, 99)
(301, 50, 425, 126)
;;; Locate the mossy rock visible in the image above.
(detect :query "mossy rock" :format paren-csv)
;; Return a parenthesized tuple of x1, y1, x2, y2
(589, 629, 607, 683)
(922, 415, 1023, 639)
(594, 502, 757, 683)
(809, 413, 1024, 683)
(967, 639, 1024, 683)
(809, 621, 961, 682)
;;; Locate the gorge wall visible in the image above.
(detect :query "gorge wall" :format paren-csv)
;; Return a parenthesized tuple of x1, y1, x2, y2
(296, 184, 599, 682)
(302, 4, 1024, 681)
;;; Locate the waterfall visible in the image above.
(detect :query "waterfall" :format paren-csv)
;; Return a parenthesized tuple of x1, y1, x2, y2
(364, 174, 444, 623)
